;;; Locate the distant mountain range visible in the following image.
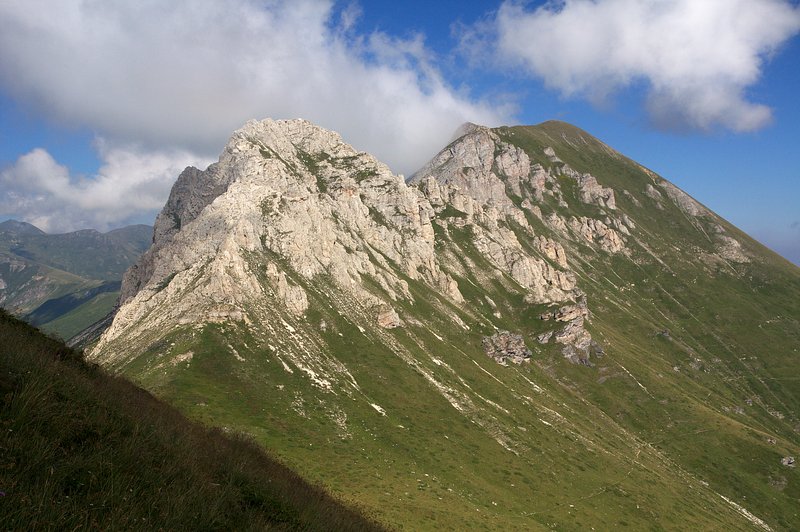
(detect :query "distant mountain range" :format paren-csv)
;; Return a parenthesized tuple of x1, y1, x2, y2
(85, 118, 800, 529)
(0, 219, 151, 340)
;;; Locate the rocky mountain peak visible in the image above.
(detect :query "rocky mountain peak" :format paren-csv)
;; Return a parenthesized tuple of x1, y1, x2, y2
(98, 118, 621, 372)
(99, 116, 762, 374)
(84, 117, 800, 530)
(99, 118, 467, 364)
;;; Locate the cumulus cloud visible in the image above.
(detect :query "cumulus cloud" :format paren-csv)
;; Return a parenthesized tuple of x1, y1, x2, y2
(488, 0, 800, 131)
(0, 144, 207, 233)
(0, 0, 505, 175)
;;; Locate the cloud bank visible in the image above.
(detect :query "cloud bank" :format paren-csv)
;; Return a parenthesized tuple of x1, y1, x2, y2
(491, 0, 800, 131)
(0, 145, 205, 233)
(0, 0, 506, 231)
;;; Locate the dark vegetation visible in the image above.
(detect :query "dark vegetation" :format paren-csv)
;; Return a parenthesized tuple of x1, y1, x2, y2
(0, 309, 383, 531)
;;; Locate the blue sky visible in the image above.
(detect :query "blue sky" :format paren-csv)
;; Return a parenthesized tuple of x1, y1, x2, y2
(0, 0, 798, 264)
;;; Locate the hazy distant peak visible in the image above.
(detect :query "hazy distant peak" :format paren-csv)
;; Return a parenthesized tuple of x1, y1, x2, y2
(0, 219, 45, 235)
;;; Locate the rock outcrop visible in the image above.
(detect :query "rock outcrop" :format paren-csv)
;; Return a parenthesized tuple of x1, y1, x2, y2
(659, 181, 708, 217)
(568, 217, 626, 253)
(538, 298, 601, 364)
(553, 317, 602, 365)
(482, 331, 532, 365)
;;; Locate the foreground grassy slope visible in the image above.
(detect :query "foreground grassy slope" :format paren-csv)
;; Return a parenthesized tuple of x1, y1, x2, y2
(0, 309, 382, 531)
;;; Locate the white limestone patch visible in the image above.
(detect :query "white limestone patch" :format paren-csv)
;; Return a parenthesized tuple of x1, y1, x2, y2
(718, 493, 772, 531)
(297, 364, 332, 390)
(275, 355, 294, 374)
(228, 343, 245, 362)
(171, 351, 193, 366)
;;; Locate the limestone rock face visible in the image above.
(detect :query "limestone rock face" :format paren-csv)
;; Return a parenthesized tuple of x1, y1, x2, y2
(92, 118, 659, 372)
(410, 126, 519, 218)
(535, 237, 568, 268)
(558, 165, 616, 209)
(92, 119, 468, 365)
(645, 183, 663, 201)
(659, 181, 708, 216)
(376, 306, 403, 329)
(410, 128, 589, 305)
(568, 217, 626, 253)
(121, 158, 237, 304)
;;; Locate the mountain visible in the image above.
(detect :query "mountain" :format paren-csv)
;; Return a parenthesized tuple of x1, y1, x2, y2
(0, 221, 151, 339)
(88, 119, 800, 530)
(0, 219, 46, 236)
(0, 308, 382, 530)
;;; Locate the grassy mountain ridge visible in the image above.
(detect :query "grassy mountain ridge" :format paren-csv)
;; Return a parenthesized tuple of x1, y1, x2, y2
(0, 221, 151, 340)
(89, 119, 799, 529)
(1, 223, 151, 281)
(495, 121, 800, 528)
(0, 308, 383, 530)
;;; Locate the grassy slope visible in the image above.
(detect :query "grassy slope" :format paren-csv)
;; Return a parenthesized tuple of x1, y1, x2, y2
(39, 291, 120, 341)
(0, 309, 383, 531)
(107, 260, 781, 530)
(92, 122, 799, 530)
(496, 122, 800, 528)
(24, 281, 122, 341)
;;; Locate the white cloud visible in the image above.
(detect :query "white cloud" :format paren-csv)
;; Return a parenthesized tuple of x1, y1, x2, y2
(0, 0, 506, 176)
(490, 0, 800, 131)
(0, 144, 207, 233)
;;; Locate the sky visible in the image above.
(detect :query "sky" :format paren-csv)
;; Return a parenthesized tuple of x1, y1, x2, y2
(0, 0, 798, 265)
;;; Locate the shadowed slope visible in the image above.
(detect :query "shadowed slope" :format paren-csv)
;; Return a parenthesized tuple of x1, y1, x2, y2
(0, 309, 383, 531)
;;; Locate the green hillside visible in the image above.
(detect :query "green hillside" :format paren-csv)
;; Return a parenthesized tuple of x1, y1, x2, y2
(89, 119, 800, 530)
(0, 309, 382, 530)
